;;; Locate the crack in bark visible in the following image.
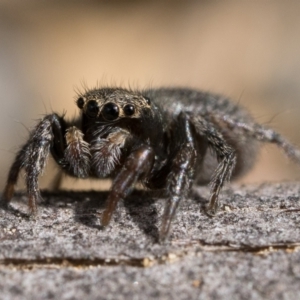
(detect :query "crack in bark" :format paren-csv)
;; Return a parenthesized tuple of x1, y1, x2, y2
(1, 242, 299, 270)
(174, 240, 300, 253)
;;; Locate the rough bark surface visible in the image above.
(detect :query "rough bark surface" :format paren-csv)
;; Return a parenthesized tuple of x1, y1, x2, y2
(1, 182, 300, 300)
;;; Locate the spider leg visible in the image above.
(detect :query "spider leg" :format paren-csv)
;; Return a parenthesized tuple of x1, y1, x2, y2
(2, 114, 60, 213)
(101, 145, 155, 226)
(190, 115, 237, 216)
(218, 115, 300, 163)
(2, 143, 28, 207)
(160, 113, 198, 241)
(2, 114, 90, 214)
(49, 126, 90, 191)
(64, 126, 91, 178)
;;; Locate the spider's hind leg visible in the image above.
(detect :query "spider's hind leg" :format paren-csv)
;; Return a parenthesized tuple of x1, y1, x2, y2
(220, 116, 300, 164)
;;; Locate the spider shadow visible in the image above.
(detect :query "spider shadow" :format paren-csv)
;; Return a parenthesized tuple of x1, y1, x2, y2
(123, 190, 160, 242)
(70, 190, 107, 230)
(73, 190, 159, 241)
(42, 189, 160, 241)
(190, 188, 209, 211)
(0, 198, 30, 219)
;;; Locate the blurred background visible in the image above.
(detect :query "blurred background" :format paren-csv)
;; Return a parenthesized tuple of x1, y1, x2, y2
(1, 0, 300, 191)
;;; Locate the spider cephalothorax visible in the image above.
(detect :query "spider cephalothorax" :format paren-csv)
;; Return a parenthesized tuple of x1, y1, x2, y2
(2, 87, 300, 241)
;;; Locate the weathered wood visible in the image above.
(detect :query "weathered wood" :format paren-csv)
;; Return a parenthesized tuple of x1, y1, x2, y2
(1, 182, 300, 299)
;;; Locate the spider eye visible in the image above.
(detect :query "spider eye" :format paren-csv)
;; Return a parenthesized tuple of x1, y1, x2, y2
(76, 97, 85, 109)
(101, 102, 119, 121)
(144, 96, 151, 105)
(123, 104, 135, 116)
(86, 100, 99, 118)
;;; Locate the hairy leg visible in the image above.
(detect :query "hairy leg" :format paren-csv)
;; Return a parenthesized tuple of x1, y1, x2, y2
(160, 113, 198, 241)
(64, 126, 91, 178)
(2, 114, 58, 213)
(190, 115, 237, 216)
(218, 115, 300, 163)
(2, 114, 89, 213)
(2, 143, 28, 207)
(101, 145, 155, 226)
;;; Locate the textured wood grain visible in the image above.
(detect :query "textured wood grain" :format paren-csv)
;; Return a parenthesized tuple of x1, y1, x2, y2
(1, 182, 300, 299)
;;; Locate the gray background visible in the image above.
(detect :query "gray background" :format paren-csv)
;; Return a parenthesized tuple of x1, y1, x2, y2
(1, 0, 300, 191)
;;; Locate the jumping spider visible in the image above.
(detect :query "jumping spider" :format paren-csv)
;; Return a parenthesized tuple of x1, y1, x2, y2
(2, 87, 300, 241)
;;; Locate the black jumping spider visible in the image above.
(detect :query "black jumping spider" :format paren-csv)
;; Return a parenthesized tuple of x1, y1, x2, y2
(2, 87, 300, 241)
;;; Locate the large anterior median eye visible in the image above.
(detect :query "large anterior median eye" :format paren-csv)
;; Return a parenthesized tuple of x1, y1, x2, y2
(101, 102, 119, 120)
(86, 100, 99, 118)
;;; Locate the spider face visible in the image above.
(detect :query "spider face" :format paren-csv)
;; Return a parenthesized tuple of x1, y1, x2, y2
(3, 86, 300, 242)
(73, 89, 165, 180)
(77, 89, 151, 122)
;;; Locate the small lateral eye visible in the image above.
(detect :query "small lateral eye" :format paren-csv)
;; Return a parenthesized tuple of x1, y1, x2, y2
(144, 96, 151, 105)
(76, 97, 85, 109)
(101, 102, 119, 120)
(123, 104, 135, 116)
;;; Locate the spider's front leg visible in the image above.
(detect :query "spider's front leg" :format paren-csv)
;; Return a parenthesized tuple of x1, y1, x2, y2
(160, 113, 198, 241)
(2, 114, 89, 214)
(101, 145, 155, 226)
(2, 114, 62, 213)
